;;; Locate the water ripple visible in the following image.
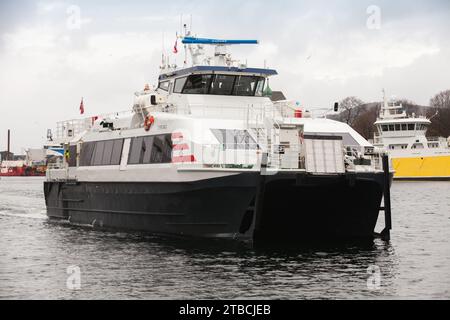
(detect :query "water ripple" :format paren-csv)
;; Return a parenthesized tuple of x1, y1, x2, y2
(0, 177, 449, 299)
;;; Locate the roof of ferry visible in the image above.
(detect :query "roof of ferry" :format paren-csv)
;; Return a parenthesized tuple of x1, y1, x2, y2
(159, 66, 278, 80)
(374, 117, 431, 125)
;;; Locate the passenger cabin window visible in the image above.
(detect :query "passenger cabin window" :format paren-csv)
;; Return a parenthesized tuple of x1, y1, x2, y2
(128, 134, 173, 165)
(79, 139, 124, 167)
(158, 81, 170, 92)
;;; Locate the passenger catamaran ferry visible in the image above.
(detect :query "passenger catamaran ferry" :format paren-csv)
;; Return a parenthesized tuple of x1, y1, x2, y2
(373, 93, 450, 180)
(44, 33, 393, 245)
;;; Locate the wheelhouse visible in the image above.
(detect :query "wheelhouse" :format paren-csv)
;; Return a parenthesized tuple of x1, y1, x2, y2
(158, 66, 277, 97)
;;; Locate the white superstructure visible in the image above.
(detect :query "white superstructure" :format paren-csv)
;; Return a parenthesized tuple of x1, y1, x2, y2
(373, 91, 450, 179)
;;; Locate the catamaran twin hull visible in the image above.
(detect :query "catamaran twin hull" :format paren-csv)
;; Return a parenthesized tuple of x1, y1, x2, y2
(44, 170, 387, 245)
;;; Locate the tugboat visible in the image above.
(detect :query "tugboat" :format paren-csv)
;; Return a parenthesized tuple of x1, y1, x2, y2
(44, 31, 393, 245)
(373, 91, 450, 180)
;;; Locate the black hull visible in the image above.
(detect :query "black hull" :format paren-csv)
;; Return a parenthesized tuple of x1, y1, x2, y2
(44, 172, 387, 245)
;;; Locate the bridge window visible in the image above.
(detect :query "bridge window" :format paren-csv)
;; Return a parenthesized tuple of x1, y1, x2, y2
(158, 81, 170, 92)
(416, 124, 427, 130)
(381, 125, 388, 132)
(182, 74, 212, 94)
(233, 76, 263, 96)
(210, 75, 236, 95)
(174, 74, 266, 96)
(408, 124, 415, 131)
(174, 77, 187, 93)
(401, 124, 407, 131)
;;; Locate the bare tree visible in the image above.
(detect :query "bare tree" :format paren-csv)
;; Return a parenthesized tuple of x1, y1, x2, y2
(430, 90, 450, 109)
(338, 97, 365, 125)
(352, 107, 379, 140)
(428, 90, 450, 138)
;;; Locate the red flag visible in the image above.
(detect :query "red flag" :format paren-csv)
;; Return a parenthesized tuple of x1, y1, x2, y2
(79, 98, 85, 115)
(173, 38, 178, 54)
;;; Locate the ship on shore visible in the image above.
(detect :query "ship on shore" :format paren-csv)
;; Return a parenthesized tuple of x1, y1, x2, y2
(44, 31, 393, 245)
(373, 92, 450, 180)
(0, 130, 64, 177)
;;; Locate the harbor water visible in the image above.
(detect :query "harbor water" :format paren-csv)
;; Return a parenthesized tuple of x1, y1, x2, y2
(0, 177, 449, 299)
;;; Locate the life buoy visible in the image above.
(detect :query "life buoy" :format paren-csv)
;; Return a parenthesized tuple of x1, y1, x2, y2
(144, 115, 155, 131)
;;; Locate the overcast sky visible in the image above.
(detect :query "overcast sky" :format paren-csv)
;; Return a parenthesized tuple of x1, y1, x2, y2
(1, 0, 450, 153)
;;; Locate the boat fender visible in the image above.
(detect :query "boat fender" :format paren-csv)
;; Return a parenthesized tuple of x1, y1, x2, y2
(144, 115, 155, 131)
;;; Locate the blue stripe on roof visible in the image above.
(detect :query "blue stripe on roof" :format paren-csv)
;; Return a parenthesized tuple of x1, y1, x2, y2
(182, 37, 258, 45)
(159, 66, 278, 80)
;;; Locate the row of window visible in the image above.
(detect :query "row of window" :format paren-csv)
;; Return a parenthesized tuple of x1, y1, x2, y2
(70, 131, 256, 167)
(76, 135, 173, 167)
(380, 123, 428, 132)
(389, 143, 440, 150)
(165, 74, 266, 97)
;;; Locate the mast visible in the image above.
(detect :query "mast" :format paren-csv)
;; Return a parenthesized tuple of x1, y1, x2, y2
(7, 129, 10, 161)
